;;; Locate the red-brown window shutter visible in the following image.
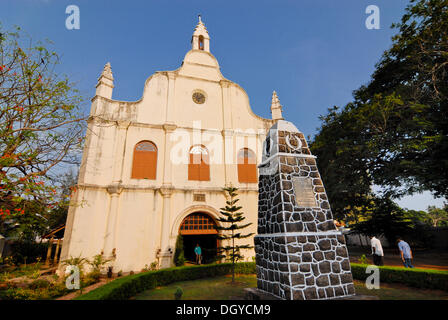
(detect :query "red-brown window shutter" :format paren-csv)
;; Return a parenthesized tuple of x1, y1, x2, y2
(131, 141, 157, 179)
(188, 146, 210, 181)
(238, 148, 257, 183)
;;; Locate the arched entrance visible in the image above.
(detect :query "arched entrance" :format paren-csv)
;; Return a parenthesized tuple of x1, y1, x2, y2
(179, 212, 218, 264)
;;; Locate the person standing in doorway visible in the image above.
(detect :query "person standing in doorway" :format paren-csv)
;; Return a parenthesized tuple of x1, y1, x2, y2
(194, 243, 202, 265)
(369, 235, 384, 266)
(397, 237, 414, 268)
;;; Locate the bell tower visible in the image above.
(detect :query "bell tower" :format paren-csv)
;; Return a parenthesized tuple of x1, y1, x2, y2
(191, 15, 210, 52)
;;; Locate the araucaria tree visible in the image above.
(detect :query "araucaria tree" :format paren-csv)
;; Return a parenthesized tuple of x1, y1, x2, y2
(215, 186, 253, 282)
(0, 27, 85, 240)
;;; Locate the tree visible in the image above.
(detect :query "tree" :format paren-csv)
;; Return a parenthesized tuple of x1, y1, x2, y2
(311, 0, 447, 221)
(353, 0, 448, 199)
(310, 105, 376, 222)
(427, 205, 448, 227)
(403, 209, 433, 227)
(310, 1, 448, 249)
(351, 197, 413, 244)
(215, 186, 253, 283)
(0, 26, 85, 240)
(46, 169, 79, 231)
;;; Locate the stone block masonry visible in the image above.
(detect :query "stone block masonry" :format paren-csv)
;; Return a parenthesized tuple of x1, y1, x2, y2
(255, 120, 355, 300)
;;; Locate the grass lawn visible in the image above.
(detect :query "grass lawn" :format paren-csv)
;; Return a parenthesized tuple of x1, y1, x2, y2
(132, 274, 256, 300)
(131, 274, 448, 300)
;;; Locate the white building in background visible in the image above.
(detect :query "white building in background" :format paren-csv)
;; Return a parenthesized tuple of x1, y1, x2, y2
(59, 17, 284, 272)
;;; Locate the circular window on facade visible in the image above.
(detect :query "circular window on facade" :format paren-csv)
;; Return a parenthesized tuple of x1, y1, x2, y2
(192, 91, 206, 104)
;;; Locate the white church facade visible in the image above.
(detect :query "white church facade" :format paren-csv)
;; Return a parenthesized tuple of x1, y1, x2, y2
(60, 18, 284, 272)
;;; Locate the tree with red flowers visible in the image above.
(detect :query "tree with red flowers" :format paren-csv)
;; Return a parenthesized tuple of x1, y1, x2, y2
(0, 27, 85, 240)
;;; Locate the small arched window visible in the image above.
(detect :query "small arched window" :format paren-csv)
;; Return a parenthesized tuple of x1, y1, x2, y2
(188, 145, 210, 181)
(237, 148, 257, 183)
(198, 35, 204, 50)
(131, 141, 157, 179)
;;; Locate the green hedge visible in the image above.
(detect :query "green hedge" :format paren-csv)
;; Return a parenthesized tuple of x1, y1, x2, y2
(75, 262, 255, 300)
(75, 262, 448, 300)
(350, 263, 448, 291)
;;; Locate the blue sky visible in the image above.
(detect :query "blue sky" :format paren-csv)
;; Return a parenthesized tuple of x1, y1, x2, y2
(1, 0, 445, 210)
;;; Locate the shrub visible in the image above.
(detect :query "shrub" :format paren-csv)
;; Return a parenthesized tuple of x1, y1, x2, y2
(61, 255, 87, 276)
(0, 256, 14, 266)
(75, 262, 255, 300)
(0, 288, 34, 300)
(173, 235, 185, 267)
(174, 287, 183, 300)
(82, 275, 99, 288)
(75, 262, 448, 300)
(0, 280, 70, 300)
(176, 252, 186, 267)
(150, 261, 158, 270)
(50, 281, 70, 297)
(358, 254, 368, 265)
(10, 241, 48, 265)
(85, 270, 101, 282)
(29, 279, 50, 290)
(87, 254, 112, 274)
(350, 263, 448, 291)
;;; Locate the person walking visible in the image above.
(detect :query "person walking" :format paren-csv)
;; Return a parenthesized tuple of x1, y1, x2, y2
(194, 243, 202, 265)
(397, 237, 414, 268)
(369, 235, 384, 266)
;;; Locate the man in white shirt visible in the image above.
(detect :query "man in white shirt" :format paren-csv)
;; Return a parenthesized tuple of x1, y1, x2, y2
(369, 235, 384, 266)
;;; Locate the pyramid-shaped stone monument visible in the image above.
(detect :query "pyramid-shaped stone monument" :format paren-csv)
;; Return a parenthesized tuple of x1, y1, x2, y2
(255, 120, 355, 300)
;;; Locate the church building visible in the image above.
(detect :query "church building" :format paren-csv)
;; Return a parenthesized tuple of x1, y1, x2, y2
(60, 17, 284, 272)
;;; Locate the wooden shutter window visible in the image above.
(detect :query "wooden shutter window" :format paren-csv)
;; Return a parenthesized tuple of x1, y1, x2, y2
(237, 148, 257, 183)
(188, 146, 210, 181)
(131, 141, 157, 179)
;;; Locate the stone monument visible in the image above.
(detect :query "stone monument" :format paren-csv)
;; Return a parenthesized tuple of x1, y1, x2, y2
(254, 120, 355, 300)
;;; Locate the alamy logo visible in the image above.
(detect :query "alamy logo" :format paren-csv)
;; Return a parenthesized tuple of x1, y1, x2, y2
(365, 265, 380, 289)
(65, 5, 80, 30)
(65, 265, 80, 290)
(365, 5, 380, 30)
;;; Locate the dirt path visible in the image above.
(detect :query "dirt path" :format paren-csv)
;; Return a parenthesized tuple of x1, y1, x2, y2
(56, 279, 113, 300)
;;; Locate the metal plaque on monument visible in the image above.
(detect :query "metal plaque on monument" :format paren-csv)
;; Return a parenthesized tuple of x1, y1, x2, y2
(254, 120, 355, 300)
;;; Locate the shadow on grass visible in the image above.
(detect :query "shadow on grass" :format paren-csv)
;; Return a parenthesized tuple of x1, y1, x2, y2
(131, 274, 448, 300)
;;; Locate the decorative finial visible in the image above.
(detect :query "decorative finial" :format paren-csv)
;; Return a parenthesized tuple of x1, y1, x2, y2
(95, 61, 114, 99)
(101, 62, 113, 80)
(271, 90, 284, 121)
(271, 91, 280, 105)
